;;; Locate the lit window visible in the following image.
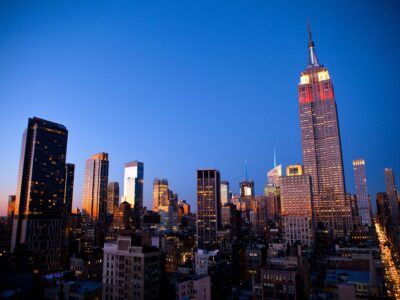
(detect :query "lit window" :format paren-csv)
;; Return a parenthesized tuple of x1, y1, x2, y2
(317, 70, 330, 81)
(300, 74, 310, 84)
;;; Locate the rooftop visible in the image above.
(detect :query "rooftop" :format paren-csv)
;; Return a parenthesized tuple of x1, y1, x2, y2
(325, 269, 370, 285)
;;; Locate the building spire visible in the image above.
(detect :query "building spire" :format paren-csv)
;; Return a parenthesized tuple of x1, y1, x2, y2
(307, 22, 319, 67)
(273, 147, 277, 168)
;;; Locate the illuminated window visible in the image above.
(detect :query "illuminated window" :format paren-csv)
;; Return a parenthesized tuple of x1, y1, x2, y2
(317, 70, 330, 81)
(300, 74, 310, 84)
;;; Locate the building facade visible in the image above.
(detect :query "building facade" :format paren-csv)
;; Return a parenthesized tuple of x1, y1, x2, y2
(197, 169, 221, 251)
(82, 153, 109, 224)
(298, 26, 351, 236)
(152, 178, 169, 212)
(64, 163, 75, 215)
(7, 195, 16, 227)
(102, 235, 161, 300)
(123, 161, 144, 211)
(279, 167, 314, 247)
(220, 180, 230, 205)
(353, 159, 371, 226)
(267, 165, 282, 186)
(384, 168, 398, 225)
(175, 274, 211, 300)
(11, 117, 68, 272)
(106, 182, 120, 215)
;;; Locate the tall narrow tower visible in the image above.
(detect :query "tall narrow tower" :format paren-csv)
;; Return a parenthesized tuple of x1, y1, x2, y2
(298, 25, 351, 236)
(153, 178, 170, 212)
(107, 182, 120, 215)
(82, 153, 109, 223)
(384, 168, 398, 225)
(64, 163, 75, 215)
(197, 169, 221, 250)
(353, 159, 371, 226)
(123, 161, 144, 211)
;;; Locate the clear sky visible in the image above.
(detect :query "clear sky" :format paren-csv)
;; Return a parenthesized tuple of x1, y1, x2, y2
(0, 0, 399, 215)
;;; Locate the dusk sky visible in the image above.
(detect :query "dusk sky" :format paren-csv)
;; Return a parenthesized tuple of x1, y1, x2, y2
(0, 1, 399, 215)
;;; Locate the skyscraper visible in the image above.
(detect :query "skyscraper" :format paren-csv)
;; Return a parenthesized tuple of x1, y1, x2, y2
(107, 182, 120, 215)
(267, 165, 282, 186)
(109, 201, 131, 234)
(7, 195, 16, 226)
(82, 153, 109, 223)
(264, 185, 280, 227)
(11, 117, 68, 272)
(240, 180, 254, 198)
(152, 178, 169, 212)
(220, 180, 230, 205)
(123, 161, 144, 211)
(353, 159, 371, 226)
(384, 168, 398, 225)
(6, 195, 16, 242)
(298, 25, 351, 236)
(64, 163, 75, 215)
(279, 166, 314, 246)
(197, 169, 221, 250)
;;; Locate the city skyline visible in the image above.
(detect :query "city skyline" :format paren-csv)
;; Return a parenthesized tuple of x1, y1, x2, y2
(1, 1, 400, 215)
(1, 3, 400, 299)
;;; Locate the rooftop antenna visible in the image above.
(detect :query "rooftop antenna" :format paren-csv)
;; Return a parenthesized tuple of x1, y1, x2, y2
(307, 21, 319, 67)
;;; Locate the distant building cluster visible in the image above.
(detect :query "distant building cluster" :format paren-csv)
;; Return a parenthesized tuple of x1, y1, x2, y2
(0, 26, 399, 300)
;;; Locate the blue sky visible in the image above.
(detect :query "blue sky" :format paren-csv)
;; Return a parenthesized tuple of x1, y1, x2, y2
(0, 1, 399, 214)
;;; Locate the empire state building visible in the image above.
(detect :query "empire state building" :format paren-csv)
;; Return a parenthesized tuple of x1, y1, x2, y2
(298, 26, 352, 236)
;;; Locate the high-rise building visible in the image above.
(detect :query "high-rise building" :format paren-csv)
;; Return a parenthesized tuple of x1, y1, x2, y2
(279, 167, 313, 247)
(5, 195, 16, 244)
(376, 192, 390, 230)
(167, 190, 179, 228)
(353, 159, 371, 226)
(106, 182, 120, 215)
(240, 180, 254, 198)
(82, 153, 109, 223)
(267, 165, 282, 186)
(384, 168, 398, 225)
(197, 169, 221, 251)
(109, 201, 131, 232)
(7, 195, 16, 225)
(264, 185, 281, 227)
(11, 117, 68, 272)
(123, 161, 144, 211)
(102, 235, 161, 300)
(298, 25, 351, 236)
(152, 178, 169, 212)
(220, 180, 230, 205)
(64, 163, 75, 214)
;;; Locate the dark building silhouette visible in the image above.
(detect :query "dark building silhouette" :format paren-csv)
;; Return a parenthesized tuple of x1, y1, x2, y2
(11, 117, 68, 272)
(64, 163, 75, 215)
(384, 168, 398, 225)
(107, 182, 120, 215)
(197, 169, 221, 251)
(7, 195, 16, 227)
